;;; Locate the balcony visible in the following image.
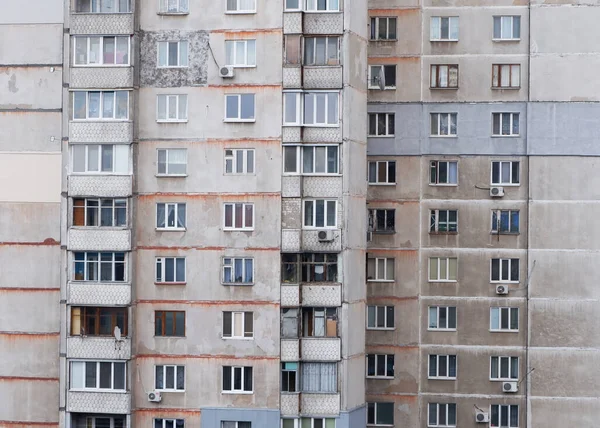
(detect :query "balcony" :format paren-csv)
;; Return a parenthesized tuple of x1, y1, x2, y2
(281, 285, 300, 306)
(282, 230, 302, 253)
(281, 339, 300, 361)
(301, 338, 340, 361)
(68, 229, 131, 251)
(70, 13, 134, 35)
(301, 393, 340, 415)
(303, 13, 343, 35)
(303, 66, 343, 89)
(283, 67, 302, 89)
(302, 229, 342, 252)
(283, 12, 303, 34)
(281, 393, 300, 416)
(282, 176, 302, 198)
(69, 121, 133, 143)
(68, 175, 133, 198)
(67, 391, 130, 414)
(301, 284, 341, 307)
(302, 127, 343, 143)
(71, 67, 134, 89)
(68, 282, 131, 306)
(303, 176, 342, 198)
(67, 336, 131, 360)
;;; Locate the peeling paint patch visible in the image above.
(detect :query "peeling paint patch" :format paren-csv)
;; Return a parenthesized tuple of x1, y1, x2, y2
(8, 74, 18, 93)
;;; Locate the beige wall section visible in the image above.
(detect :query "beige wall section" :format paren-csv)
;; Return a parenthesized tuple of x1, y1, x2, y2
(0, 203, 60, 241)
(0, 0, 63, 24)
(0, 335, 59, 377)
(0, 24, 63, 64)
(0, 247, 61, 288)
(0, 153, 61, 203)
(0, 291, 60, 332)
(530, 399, 600, 428)
(0, 112, 62, 152)
(0, 380, 59, 422)
(530, 157, 600, 201)
(0, 66, 63, 109)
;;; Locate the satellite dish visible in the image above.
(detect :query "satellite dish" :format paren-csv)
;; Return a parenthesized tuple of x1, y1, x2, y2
(114, 326, 122, 341)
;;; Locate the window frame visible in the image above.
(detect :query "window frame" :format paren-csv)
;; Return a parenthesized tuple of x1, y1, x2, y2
(156, 94, 188, 123)
(222, 423, 251, 428)
(283, 144, 340, 176)
(302, 307, 338, 338)
(305, 0, 339, 12)
(70, 360, 126, 392)
(73, 35, 131, 66)
(70, 306, 128, 337)
(492, 113, 520, 137)
(368, 65, 397, 90)
(490, 258, 520, 283)
(156, 202, 186, 230)
(366, 354, 395, 379)
(302, 199, 338, 229)
(154, 364, 185, 392)
(429, 161, 458, 186)
(430, 113, 457, 137)
(367, 402, 394, 426)
(491, 161, 520, 186)
(223, 203, 255, 231)
(493, 16, 521, 41)
(157, 40, 189, 68)
(155, 310, 186, 337)
(222, 311, 254, 339)
(225, 0, 256, 13)
(491, 210, 520, 234)
(222, 257, 254, 285)
(428, 354, 457, 380)
(303, 36, 341, 66)
(430, 64, 459, 89)
(225, 148, 255, 175)
(298, 253, 339, 283)
(490, 356, 519, 381)
(77, 416, 126, 428)
(430, 16, 459, 41)
(370, 17, 397, 41)
(490, 404, 519, 428)
(368, 160, 396, 185)
(428, 306, 457, 331)
(75, 0, 131, 13)
(428, 257, 458, 282)
(428, 403, 457, 427)
(490, 307, 519, 332)
(224, 93, 256, 122)
(492, 64, 521, 89)
(366, 305, 395, 330)
(225, 39, 257, 67)
(72, 251, 126, 282)
(72, 198, 127, 227)
(368, 113, 395, 137)
(367, 257, 395, 282)
(72, 91, 129, 121)
(157, 148, 187, 176)
(155, 257, 186, 284)
(300, 362, 338, 393)
(154, 419, 185, 428)
(158, 0, 189, 13)
(71, 144, 129, 174)
(430, 209, 458, 233)
(281, 362, 299, 392)
(303, 91, 340, 126)
(222, 366, 254, 393)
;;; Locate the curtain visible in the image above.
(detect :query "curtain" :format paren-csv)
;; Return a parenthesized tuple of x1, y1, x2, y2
(302, 363, 337, 392)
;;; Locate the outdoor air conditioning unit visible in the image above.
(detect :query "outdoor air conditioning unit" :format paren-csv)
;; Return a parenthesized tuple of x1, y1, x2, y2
(219, 66, 234, 78)
(475, 411, 489, 423)
(495, 284, 509, 295)
(147, 390, 162, 402)
(318, 230, 334, 242)
(503, 381, 518, 393)
(490, 186, 505, 197)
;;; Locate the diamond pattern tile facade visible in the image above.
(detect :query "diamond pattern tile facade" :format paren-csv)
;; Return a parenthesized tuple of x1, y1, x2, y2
(282, 199, 302, 229)
(301, 338, 341, 361)
(282, 230, 301, 252)
(303, 13, 343, 35)
(67, 337, 131, 360)
(283, 13, 303, 34)
(281, 339, 300, 362)
(70, 67, 134, 89)
(282, 127, 302, 143)
(301, 393, 340, 415)
(282, 176, 302, 198)
(70, 122, 133, 143)
(69, 175, 133, 197)
(301, 284, 341, 307)
(283, 67, 302, 89)
(281, 285, 300, 306)
(303, 176, 343, 198)
(70, 14, 134, 35)
(280, 393, 300, 416)
(303, 127, 343, 143)
(302, 230, 342, 252)
(68, 282, 131, 306)
(303, 67, 343, 89)
(67, 391, 131, 414)
(68, 229, 131, 251)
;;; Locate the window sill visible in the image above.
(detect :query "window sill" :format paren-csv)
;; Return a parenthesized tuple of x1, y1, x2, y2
(303, 10, 341, 14)
(428, 280, 458, 283)
(368, 87, 396, 91)
(224, 119, 256, 123)
(429, 135, 458, 138)
(73, 64, 131, 68)
(492, 38, 521, 42)
(428, 377, 457, 381)
(427, 328, 457, 332)
(369, 38, 398, 42)
(428, 183, 458, 187)
(366, 376, 394, 380)
(69, 334, 129, 338)
(366, 327, 395, 331)
(430, 87, 459, 90)
(490, 232, 520, 236)
(491, 183, 520, 187)
(156, 174, 188, 178)
(491, 134, 520, 138)
(301, 336, 339, 339)
(222, 283, 255, 286)
(372, 230, 396, 235)
(222, 337, 254, 340)
(490, 378, 519, 382)
(489, 330, 519, 333)
(155, 282, 186, 286)
(71, 119, 130, 122)
(223, 228, 255, 231)
(69, 389, 128, 393)
(156, 120, 188, 124)
(222, 391, 254, 395)
(70, 226, 128, 230)
(226, 65, 257, 69)
(155, 389, 186, 393)
(302, 124, 340, 128)
(429, 231, 458, 235)
(367, 135, 395, 138)
(490, 281, 519, 284)
(430, 39, 459, 42)
(303, 64, 341, 68)
(154, 335, 186, 338)
(303, 227, 338, 230)
(225, 10, 257, 14)
(157, 66, 189, 69)
(155, 228, 187, 232)
(157, 11, 189, 15)
(72, 12, 132, 15)
(367, 279, 395, 283)
(224, 173, 256, 176)
(71, 280, 128, 284)
(491, 86, 521, 90)
(368, 182, 396, 186)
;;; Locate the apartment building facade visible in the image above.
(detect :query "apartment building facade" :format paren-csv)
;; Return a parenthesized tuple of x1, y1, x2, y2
(366, 1, 600, 428)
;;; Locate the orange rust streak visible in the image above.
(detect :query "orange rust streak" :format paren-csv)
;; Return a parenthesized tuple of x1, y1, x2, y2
(367, 296, 418, 302)
(0, 288, 60, 292)
(136, 300, 279, 306)
(135, 408, 201, 414)
(369, 8, 419, 16)
(0, 239, 59, 246)
(0, 376, 59, 382)
(367, 345, 419, 351)
(0, 332, 59, 337)
(212, 29, 282, 36)
(366, 393, 418, 401)
(134, 354, 278, 360)
(208, 84, 281, 89)
(0, 422, 58, 427)
(367, 199, 418, 204)
(137, 192, 280, 199)
(368, 56, 419, 64)
(136, 246, 279, 252)
(367, 248, 418, 253)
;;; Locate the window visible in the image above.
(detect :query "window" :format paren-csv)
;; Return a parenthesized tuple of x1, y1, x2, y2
(73, 91, 129, 120)
(430, 210, 458, 233)
(302, 308, 338, 337)
(367, 306, 394, 330)
(490, 356, 519, 380)
(430, 161, 458, 185)
(490, 307, 519, 332)
(303, 199, 337, 228)
(281, 362, 298, 392)
(491, 210, 520, 234)
(368, 65, 396, 89)
(428, 306, 456, 330)
(368, 113, 395, 136)
(155, 365, 185, 391)
(304, 92, 339, 125)
(428, 403, 457, 427)
(280, 254, 338, 283)
(157, 41, 188, 67)
(304, 36, 340, 66)
(430, 65, 458, 89)
(222, 423, 251, 428)
(430, 17, 459, 41)
(428, 257, 457, 282)
(157, 149, 187, 175)
(283, 145, 339, 175)
(283, 92, 301, 125)
(301, 362, 337, 393)
(368, 161, 396, 184)
(157, 95, 188, 122)
(367, 258, 395, 281)
(430, 113, 457, 136)
(73, 36, 129, 66)
(225, 94, 255, 121)
(492, 113, 519, 136)
(223, 312, 253, 338)
(367, 402, 394, 426)
(156, 257, 186, 283)
(72, 145, 129, 173)
(70, 307, 128, 336)
(71, 361, 126, 391)
(295, 419, 335, 428)
(155, 311, 185, 336)
(281, 308, 299, 338)
(225, 149, 255, 174)
(491, 259, 519, 283)
(155, 420, 185, 428)
(156, 203, 186, 229)
(73, 252, 126, 282)
(366, 354, 394, 378)
(75, 0, 130, 13)
(491, 405, 519, 428)
(493, 16, 520, 40)
(222, 257, 254, 284)
(159, 0, 188, 13)
(73, 198, 127, 227)
(491, 161, 520, 185)
(428, 355, 457, 379)
(305, 0, 339, 12)
(492, 64, 520, 88)
(72, 415, 125, 428)
(226, 0, 256, 13)
(284, 0, 300, 11)
(225, 40, 256, 67)
(284, 35, 301, 65)
(370, 17, 397, 40)
(222, 366, 253, 393)
(224, 203, 254, 230)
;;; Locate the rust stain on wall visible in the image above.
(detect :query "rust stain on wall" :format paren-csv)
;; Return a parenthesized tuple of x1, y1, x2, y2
(136, 300, 279, 306)
(134, 354, 279, 360)
(136, 246, 279, 251)
(212, 29, 282, 36)
(0, 422, 58, 427)
(0, 376, 59, 382)
(135, 408, 201, 414)
(0, 238, 59, 246)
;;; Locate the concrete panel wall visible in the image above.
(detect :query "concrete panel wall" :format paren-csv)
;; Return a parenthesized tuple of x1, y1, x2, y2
(0, 203, 60, 241)
(0, 290, 60, 332)
(0, 335, 59, 377)
(0, 0, 63, 24)
(0, 380, 59, 422)
(0, 24, 63, 64)
(0, 153, 61, 202)
(0, 66, 63, 109)
(0, 112, 62, 152)
(0, 246, 61, 288)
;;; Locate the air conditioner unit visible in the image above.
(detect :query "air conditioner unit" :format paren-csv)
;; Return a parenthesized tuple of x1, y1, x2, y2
(147, 390, 162, 402)
(475, 411, 489, 423)
(219, 66, 234, 78)
(490, 186, 505, 197)
(495, 284, 509, 295)
(503, 381, 518, 393)
(318, 230, 334, 242)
